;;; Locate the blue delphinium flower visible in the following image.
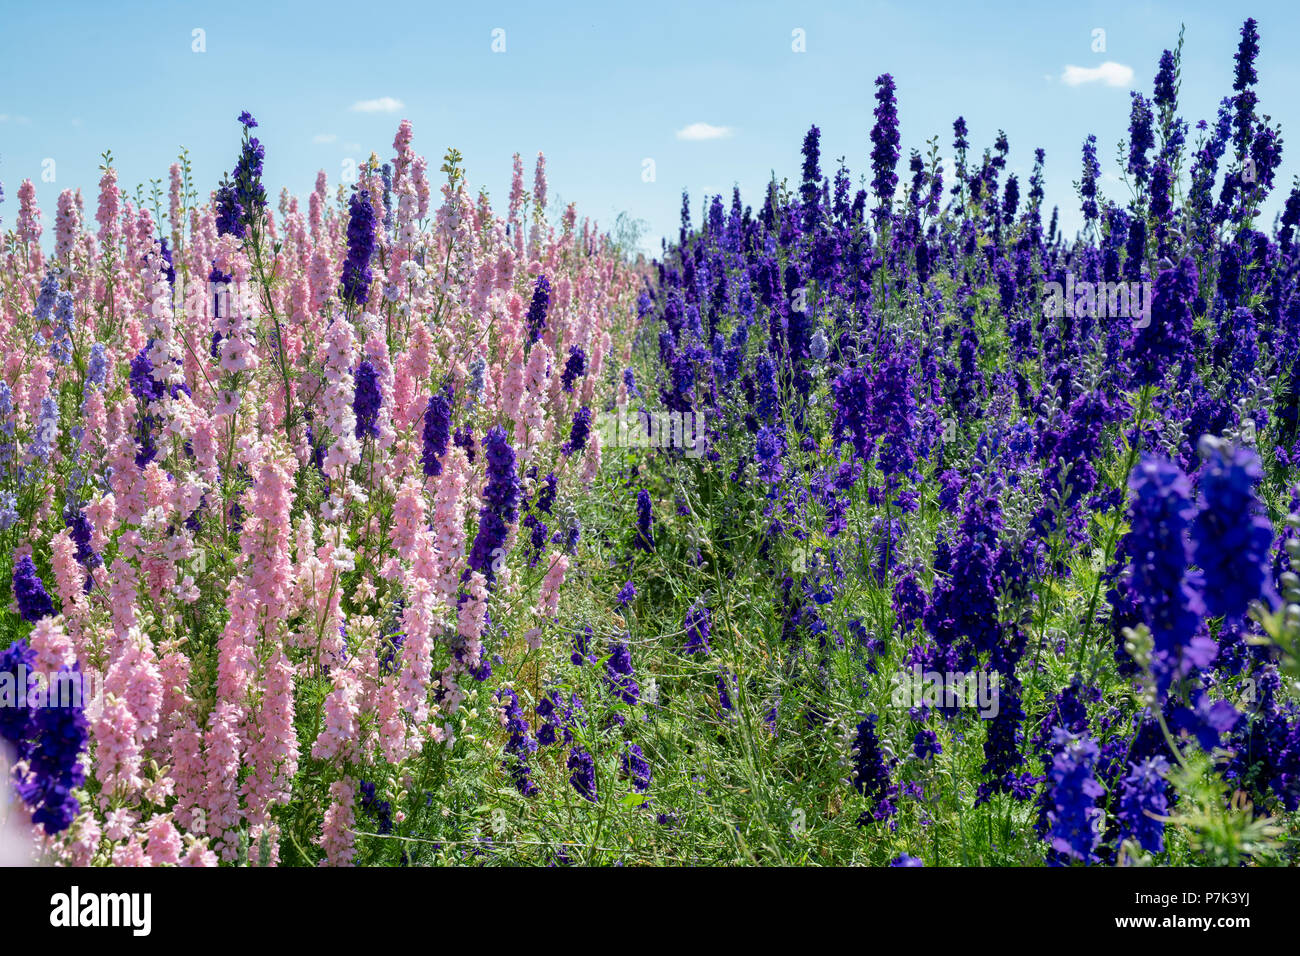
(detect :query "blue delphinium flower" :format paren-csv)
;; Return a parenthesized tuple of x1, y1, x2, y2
(467, 425, 520, 585)
(870, 352, 916, 478)
(1127, 92, 1155, 186)
(466, 357, 486, 407)
(560, 345, 587, 393)
(352, 360, 382, 440)
(1123, 455, 1213, 692)
(357, 780, 394, 834)
(1153, 50, 1177, 110)
(754, 352, 780, 423)
(1190, 441, 1276, 620)
(567, 746, 597, 802)
(1231, 18, 1260, 153)
(889, 853, 924, 867)
(831, 365, 871, 461)
(214, 179, 244, 238)
(421, 386, 452, 477)
(870, 74, 901, 218)
(852, 714, 897, 824)
(340, 189, 376, 306)
(755, 424, 785, 482)
(683, 601, 711, 655)
(12, 663, 89, 835)
(570, 625, 595, 667)
(1080, 134, 1101, 224)
(525, 275, 551, 344)
(0, 493, 18, 531)
(231, 114, 267, 231)
(13, 554, 55, 622)
(497, 687, 539, 796)
(616, 581, 636, 606)
(633, 489, 654, 552)
(0, 639, 36, 753)
(562, 406, 592, 457)
(65, 508, 101, 571)
(29, 395, 58, 463)
(606, 639, 640, 705)
(1130, 257, 1197, 386)
(622, 743, 651, 792)
(913, 729, 941, 760)
(1043, 729, 1104, 864)
(1115, 756, 1171, 855)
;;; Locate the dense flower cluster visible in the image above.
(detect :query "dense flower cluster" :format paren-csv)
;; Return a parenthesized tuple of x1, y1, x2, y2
(6, 18, 1300, 867)
(0, 113, 638, 864)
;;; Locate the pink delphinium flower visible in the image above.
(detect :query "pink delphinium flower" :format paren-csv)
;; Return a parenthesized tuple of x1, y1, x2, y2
(318, 777, 357, 867)
(537, 552, 569, 620)
(145, 815, 183, 866)
(55, 189, 81, 260)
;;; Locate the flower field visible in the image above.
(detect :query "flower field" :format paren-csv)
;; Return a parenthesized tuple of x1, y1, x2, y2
(3, 17, 1300, 869)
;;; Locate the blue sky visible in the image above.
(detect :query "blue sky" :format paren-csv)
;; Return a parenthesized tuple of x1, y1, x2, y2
(1, 1, 1294, 257)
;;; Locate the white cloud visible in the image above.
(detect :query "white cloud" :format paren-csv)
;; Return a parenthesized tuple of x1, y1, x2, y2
(0, 114, 31, 124)
(1060, 62, 1134, 87)
(675, 122, 734, 141)
(350, 97, 404, 113)
(312, 133, 338, 144)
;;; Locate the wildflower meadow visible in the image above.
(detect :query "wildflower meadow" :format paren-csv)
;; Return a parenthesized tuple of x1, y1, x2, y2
(3, 10, 1300, 896)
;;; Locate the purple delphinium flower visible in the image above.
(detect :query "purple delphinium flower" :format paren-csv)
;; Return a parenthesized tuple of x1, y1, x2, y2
(13, 554, 55, 622)
(1190, 441, 1276, 620)
(65, 508, 101, 572)
(1043, 729, 1104, 864)
(561, 345, 587, 393)
(352, 360, 382, 440)
(467, 425, 520, 585)
(562, 406, 592, 457)
(567, 746, 597, 802)
(852, 714, 897, 824)
(1115, 756, 1171, 855)
(912, 729, 941, 760)
(1153, 50, 1177, 111)
(870, 351, 916, 478)
(1080, 134, 1101, 224)
(421, 386, 452, 477)
(570, 626, 595, 667)
(214, 180, 244, 238)
(684, 601, 712, 655)
(340, 189, 376, 306)
(497, 687, 539, 796)
(616, 581, 636, 606)
(605, 639, 640, 705)
(1130, 256, 1197, 386)
(525, 275, 551, 344)
(12, 663, 89, 835)
(633, 489, 654, 552)
(1231, 18, 1260, 153)
(1127, 92, 1155, 186)
(831, 365, 871, 461)
(0, 639, 36, 753)
(622, 743, 651, 793)
(231, 118, 266, 230)
(1123, 454, 1213, 693)
(870, 74, 901, 219)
